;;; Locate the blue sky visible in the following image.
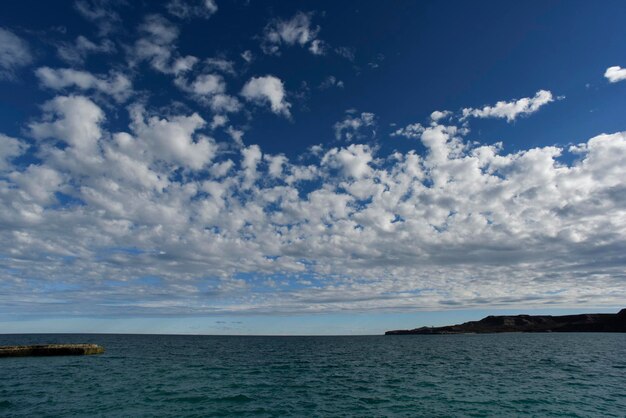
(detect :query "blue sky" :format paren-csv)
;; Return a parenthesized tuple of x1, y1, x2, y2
(1, 0, 625, 335)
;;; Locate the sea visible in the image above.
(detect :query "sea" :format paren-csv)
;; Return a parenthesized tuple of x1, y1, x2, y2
(1, 333, 625, 417)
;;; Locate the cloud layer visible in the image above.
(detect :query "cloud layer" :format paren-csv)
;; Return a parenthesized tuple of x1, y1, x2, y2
(1, 91, 625, 317)
(1, 4, 625, 320)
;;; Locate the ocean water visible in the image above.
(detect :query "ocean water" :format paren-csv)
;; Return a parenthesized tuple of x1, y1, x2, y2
(1, 333, 625, 417)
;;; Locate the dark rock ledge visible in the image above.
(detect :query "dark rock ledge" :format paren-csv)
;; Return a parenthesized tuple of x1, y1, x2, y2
(0, 344, 105, 357)
(385, 308, 626, 335)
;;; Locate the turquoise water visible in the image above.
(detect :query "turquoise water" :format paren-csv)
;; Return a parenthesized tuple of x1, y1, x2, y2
(1, 333, 625, 417)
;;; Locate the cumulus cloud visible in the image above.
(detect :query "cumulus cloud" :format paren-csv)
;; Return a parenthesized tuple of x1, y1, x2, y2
(0, 27, 33, 79)
(241, 50, 253, 63)
(167, 0, 218, 19)
(322, 144, 373, 179)
(175, 73, 225, 95)
(391, 123, 424, 139)
(0, 134, 27, 170)
(36, 67, 132, 102)
(131, 14, 198, 75)
(128, 105, 217, 170)
(9, 165, 65, 205)
(462, 90, 554, 122)
(204, 57, 236, 75)
(174, 72, 241, 113)
(319, 75, 344, 90)
(241, 144, 262, 188)
(604, 66, 626, 83)
(225, 126, 244, 146)
(308, 39, 326, 55)
(74, 0, 123, 35)
(430, 110, 451, 122)
(57, 35, 115, 65)
(210, 114, 228, 130)
(3, 2, 626, 323)
(241, 75, 291, 117)
(209, 93, 242, 113)
(262, 12, 322, 55)
(265, 153, 287, 178)
(29, 95, 105, 154)
(334, 111, 376, 141)
(26, 96, 215, 181)
(3, 93, 626, 316)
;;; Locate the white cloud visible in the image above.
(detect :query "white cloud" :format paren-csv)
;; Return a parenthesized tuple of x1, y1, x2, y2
(57, 36, 116, 65)
(262, 12, 322, 55)
(131, 14, 198, 75)
(209, 94, 242, 113)
(392, 123, 424, 139)
(241, 144, 262, 187)
(604, 66, 626, 83)
(322, 144, 373, 179)
(209, 159, 233, 177)
(319, 75, 344, 90)
(4, 28, 626, 323)
(0, 134, 27, 170)
(241, 50, 253, 63)
(74, 0, 122, 35)
(9, 165, 64, 205)
(36, 67, 132, 102)
(129, 105, 217, 170)
(29, 95, 105, 154)
(175, 72, 241, 113)
(265, 154, 287, 178)
(226, 125, 244, 145)
(141, 14, 179, 45)
(191, 74, 225, 95)
(308, 39, 326, 55)
(175, 73, 225, 95)
(210, 114, 228, 130)
(204, 57, 235, 75)
(167, 0, 218, 19)
(430, 110, 451, 122)
(0, 27, 33, 80)
(241, 75, 291, 117)
(462, 90, 554, 122)
(1, 0, 625, 324)
(334, 112, 376, 141)
(3, 95, 626, 316)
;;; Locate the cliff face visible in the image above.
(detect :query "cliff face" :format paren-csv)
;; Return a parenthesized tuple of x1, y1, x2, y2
(385, 309, 626, 335)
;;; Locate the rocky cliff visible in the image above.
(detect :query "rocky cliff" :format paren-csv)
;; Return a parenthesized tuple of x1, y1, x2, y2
(385, 309, 626, 335)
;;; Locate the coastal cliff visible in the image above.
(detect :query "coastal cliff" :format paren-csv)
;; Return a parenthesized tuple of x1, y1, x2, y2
(385, 309, 626, 335)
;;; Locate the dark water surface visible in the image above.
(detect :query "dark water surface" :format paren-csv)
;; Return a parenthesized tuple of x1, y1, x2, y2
(1, 333, 625, 417)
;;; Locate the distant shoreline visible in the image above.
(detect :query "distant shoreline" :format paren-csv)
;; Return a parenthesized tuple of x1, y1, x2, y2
(385, 309, 626, 335)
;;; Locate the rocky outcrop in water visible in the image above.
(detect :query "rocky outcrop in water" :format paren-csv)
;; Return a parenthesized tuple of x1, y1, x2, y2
(0, 344, 105, 357)
(385, 309, 626, 335)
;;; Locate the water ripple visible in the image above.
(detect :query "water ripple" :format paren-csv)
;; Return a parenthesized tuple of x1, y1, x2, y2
(0, 333, 624, 416)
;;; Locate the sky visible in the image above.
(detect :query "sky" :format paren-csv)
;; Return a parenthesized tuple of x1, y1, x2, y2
(1, 0, 625, 335)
